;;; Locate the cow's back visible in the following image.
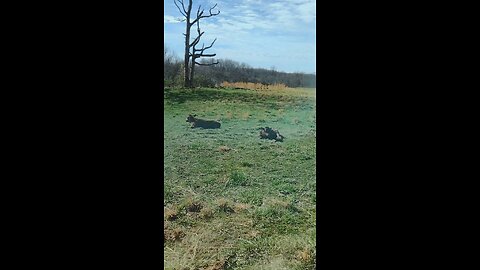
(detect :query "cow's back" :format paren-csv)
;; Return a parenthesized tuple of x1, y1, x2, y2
(195, 119, 221, 129)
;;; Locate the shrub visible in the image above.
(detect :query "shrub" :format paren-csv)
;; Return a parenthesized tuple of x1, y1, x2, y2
(194, 75, 215, 88)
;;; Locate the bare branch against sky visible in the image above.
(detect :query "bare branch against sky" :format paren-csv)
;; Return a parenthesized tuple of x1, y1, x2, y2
(164, 0, 316, 74)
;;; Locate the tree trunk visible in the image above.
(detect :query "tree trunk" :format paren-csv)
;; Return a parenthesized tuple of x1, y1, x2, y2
(190, 56, 196, 88)
(175, 0, 218, 88)
(184, 22, 191, 88)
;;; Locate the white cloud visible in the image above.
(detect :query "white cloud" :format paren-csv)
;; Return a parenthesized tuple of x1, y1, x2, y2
(164, 0, 316, 73)
(164, 15, 183, 24)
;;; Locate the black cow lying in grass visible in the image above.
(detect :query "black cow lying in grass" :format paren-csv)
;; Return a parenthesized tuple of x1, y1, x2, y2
(186, 114, 221, 129)
(259, 127, 285, 141)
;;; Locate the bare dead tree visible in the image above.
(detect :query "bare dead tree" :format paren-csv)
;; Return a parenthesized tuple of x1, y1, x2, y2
(174, 0, 219, 88)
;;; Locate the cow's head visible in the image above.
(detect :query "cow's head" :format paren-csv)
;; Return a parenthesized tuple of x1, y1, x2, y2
(186, 114, 197, 122)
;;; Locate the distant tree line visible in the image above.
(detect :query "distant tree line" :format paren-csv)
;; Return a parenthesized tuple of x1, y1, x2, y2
(164, 47, 316, 88)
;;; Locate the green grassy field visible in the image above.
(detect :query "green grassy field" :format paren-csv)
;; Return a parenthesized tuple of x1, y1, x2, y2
(164, 87, 316, 270)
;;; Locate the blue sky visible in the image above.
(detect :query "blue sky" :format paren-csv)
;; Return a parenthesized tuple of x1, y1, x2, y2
(164, 0, 316, 74)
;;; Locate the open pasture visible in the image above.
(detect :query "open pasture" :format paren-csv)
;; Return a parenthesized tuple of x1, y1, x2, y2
(164, 87, 316, 270)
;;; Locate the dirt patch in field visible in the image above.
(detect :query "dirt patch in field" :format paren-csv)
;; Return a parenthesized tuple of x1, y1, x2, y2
(218, 146, 231, 152)
(245, 230, 261, 239)
(233, 202, 251, 213)
(296, 248, 312, 262)
(200, 259, 226, 270)
(164, 223, 185, 242)
(216, 198, 234, 213)
(295, 247, 316, 268)
(186, 201, 203, 212)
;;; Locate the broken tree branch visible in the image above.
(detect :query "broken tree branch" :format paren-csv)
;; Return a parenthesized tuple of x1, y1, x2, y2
(195, 61, 219, 66)
(194, 53, 216, 57)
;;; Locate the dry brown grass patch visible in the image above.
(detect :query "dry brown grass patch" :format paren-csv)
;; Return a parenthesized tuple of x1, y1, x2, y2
(164, 207, 178, 221)
(241, 112, 250, 120)
(220, 81, 288, 91)
(218, 146, 231, 152)
(233, 202, 251, 213)
(296, 248, 313, 262)
(200, 207, 214, 219)
(245, 230, 261, 239)
(216, 198, 234, 213)
(200, 259, 226, 270)
(164, 227, 185, 242)
(186, 199, 203, 213)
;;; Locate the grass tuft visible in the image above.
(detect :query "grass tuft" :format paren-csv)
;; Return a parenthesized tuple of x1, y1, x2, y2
(228, 171, 248, 187)
(216, 198, 235, 213)
(164, 207, 178, 221)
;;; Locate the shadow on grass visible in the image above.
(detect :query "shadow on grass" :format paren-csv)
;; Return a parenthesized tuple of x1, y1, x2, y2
(164, 87, 262, 104)
(164, 87, 309, 108)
